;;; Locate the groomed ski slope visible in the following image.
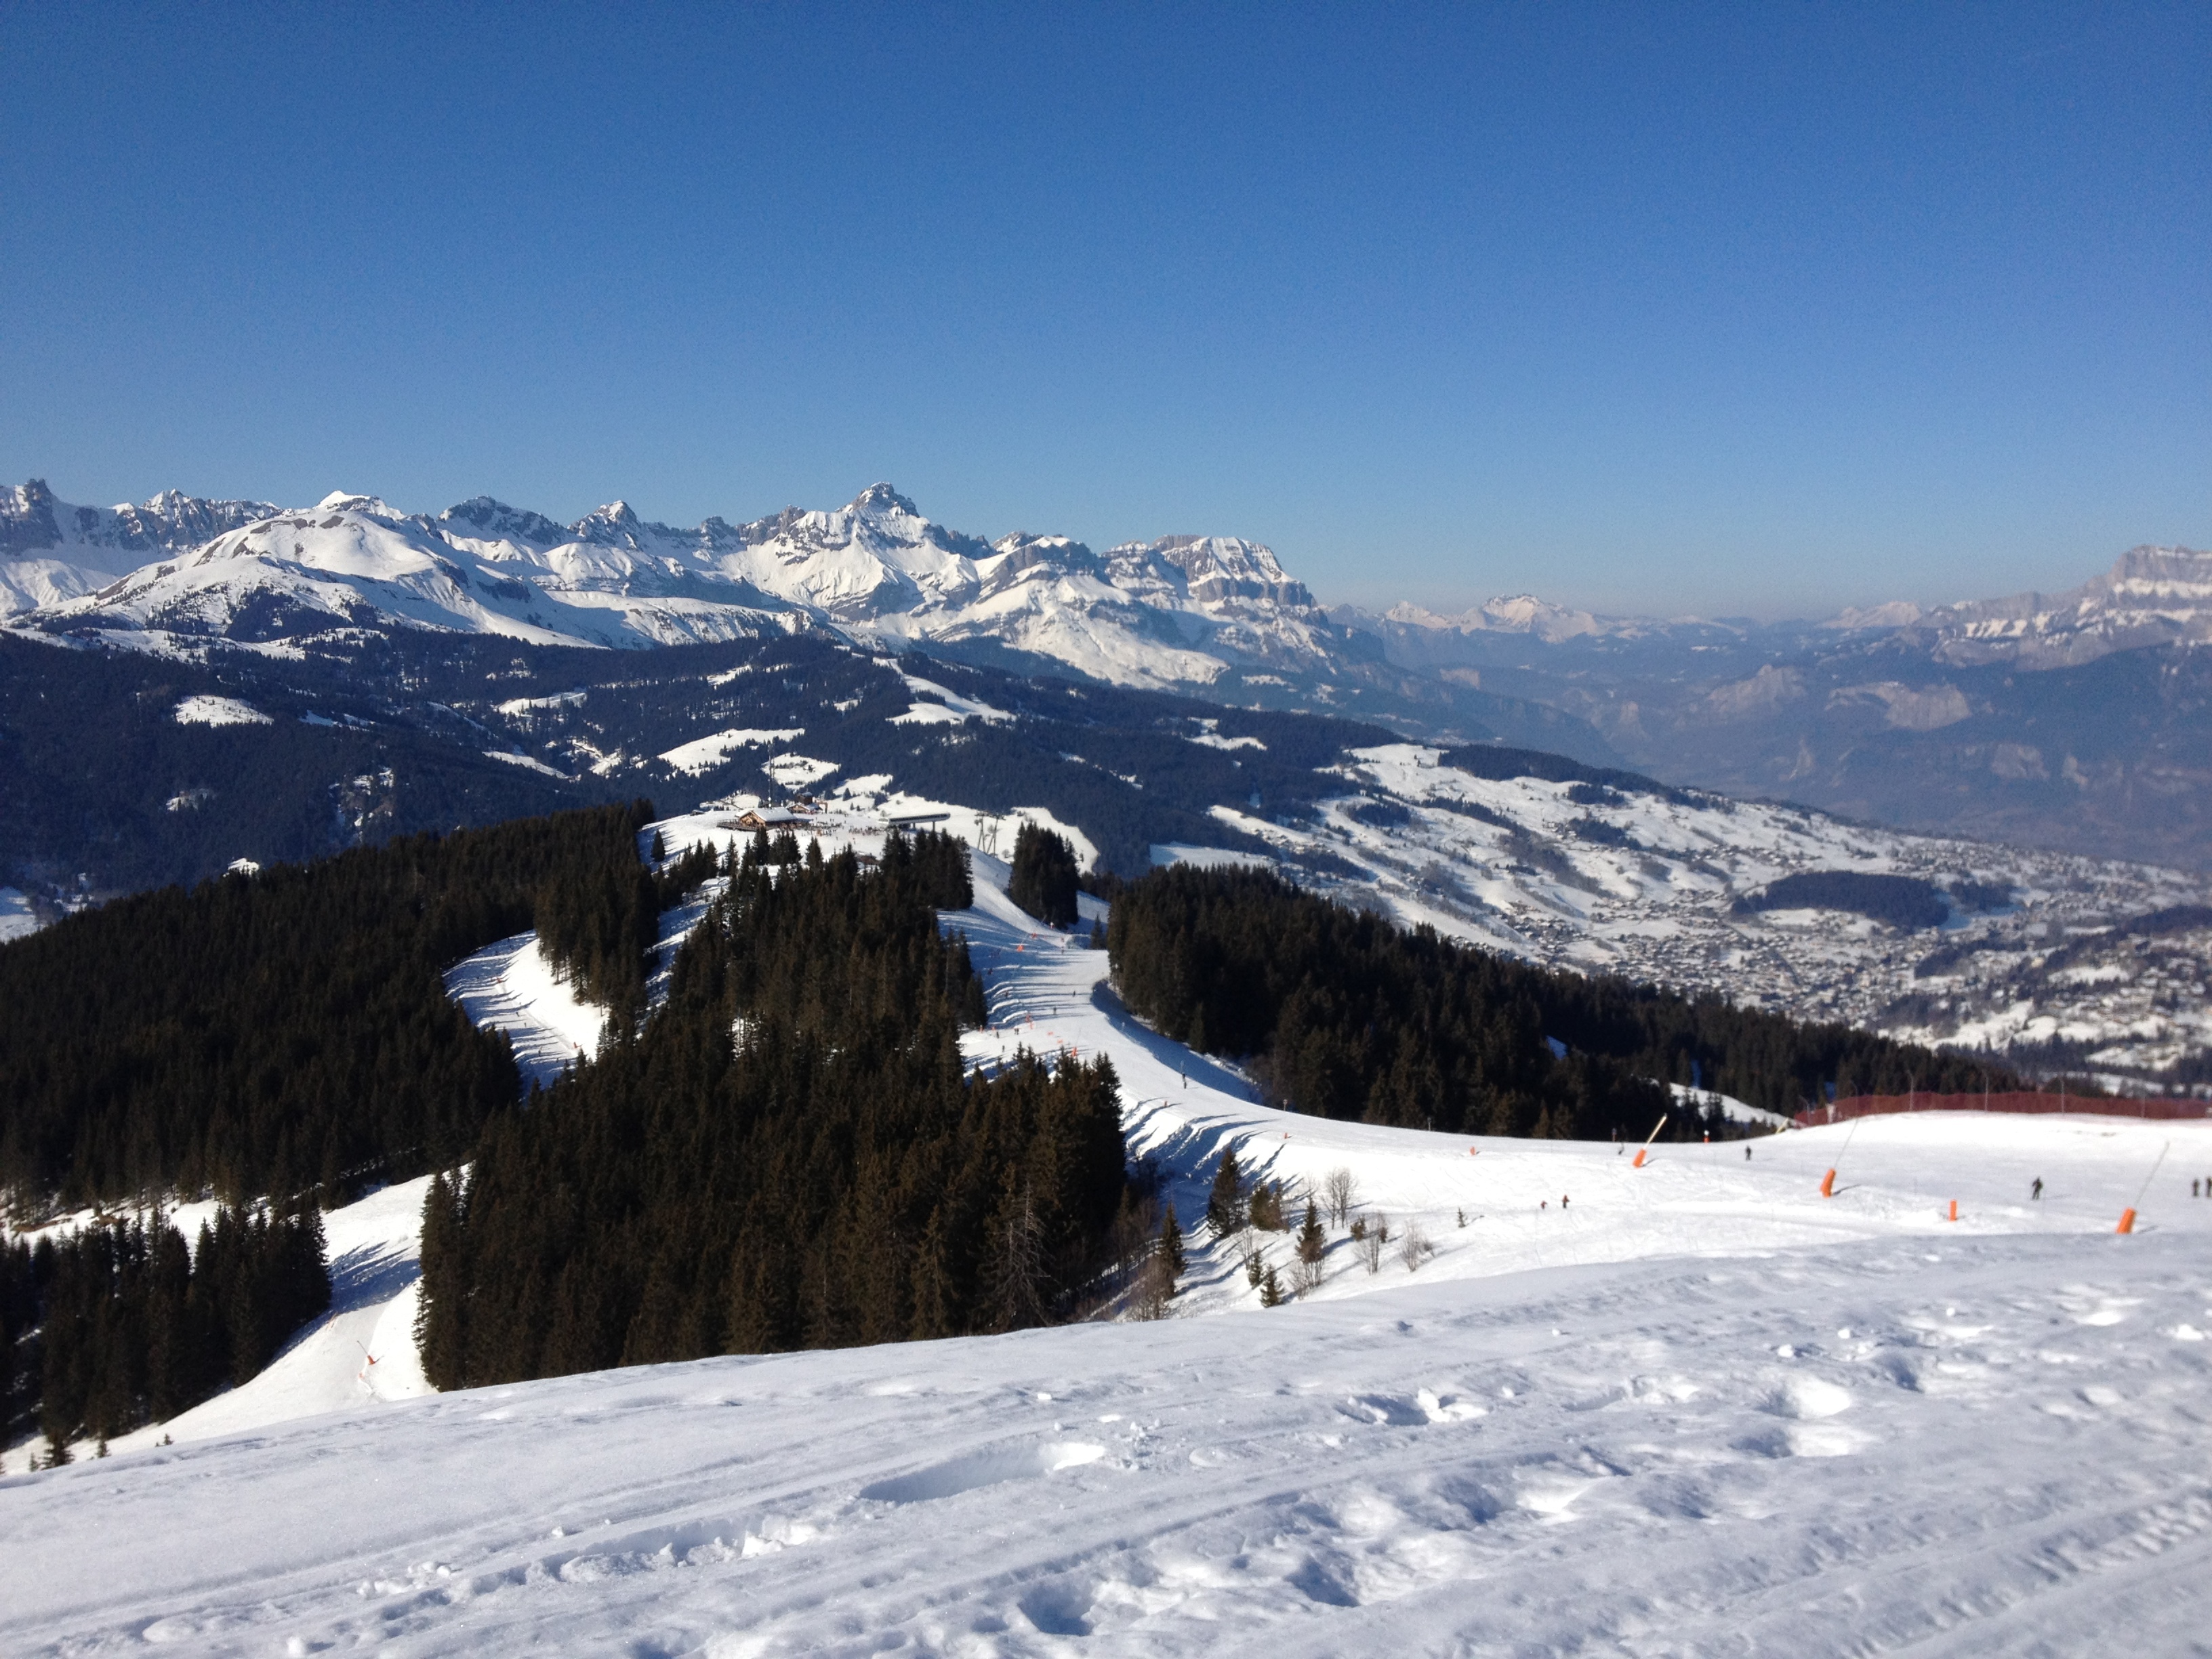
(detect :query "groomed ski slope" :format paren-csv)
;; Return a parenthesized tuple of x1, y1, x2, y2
(6, 835, 2210, 1655)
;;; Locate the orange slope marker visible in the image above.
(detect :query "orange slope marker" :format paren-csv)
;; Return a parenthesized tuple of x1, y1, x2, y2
(2118, 1140, 2171, 1235)
(1820, 1117, 1862, 1199)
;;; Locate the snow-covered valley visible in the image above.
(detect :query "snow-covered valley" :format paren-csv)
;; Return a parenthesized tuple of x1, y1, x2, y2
(1237, 744, 2212, 1088)
(7, 841, 2209, 1655)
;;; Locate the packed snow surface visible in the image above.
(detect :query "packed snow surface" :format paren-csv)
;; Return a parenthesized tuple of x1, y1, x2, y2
(443, 932, 608, 1086)
(7, 1230, 2207, 1654)
(9, 836, 2210, 1654)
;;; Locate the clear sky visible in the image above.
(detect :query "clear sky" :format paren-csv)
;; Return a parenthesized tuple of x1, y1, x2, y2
(1, 3, 2204, 617)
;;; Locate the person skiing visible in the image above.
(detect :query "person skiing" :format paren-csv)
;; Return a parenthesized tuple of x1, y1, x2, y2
(1745, 1146, 1753, 1161)
(2030, 1176, 2043, 1201)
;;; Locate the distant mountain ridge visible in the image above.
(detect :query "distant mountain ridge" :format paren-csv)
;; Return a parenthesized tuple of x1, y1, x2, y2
(3, 479, 1347, 687)
(2, 476, 1615, 762)
(1347, 543, 2212, 666)
(1334, 544, 2212, 872)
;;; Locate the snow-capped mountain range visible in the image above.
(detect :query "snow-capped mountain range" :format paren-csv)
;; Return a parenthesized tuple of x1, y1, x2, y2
(1, 479, 1345, 693)
(11, 476, 2205, 680)
(10, 474, 2205, 867)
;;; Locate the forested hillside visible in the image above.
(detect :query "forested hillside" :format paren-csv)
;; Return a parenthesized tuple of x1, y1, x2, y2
(1, 1206, 329, 1458)
(1109, 865, 2010, 1131)
(0, 802, 670, 1207)
(0, 632, 623, 899)
(418, 831, 1129, 1384)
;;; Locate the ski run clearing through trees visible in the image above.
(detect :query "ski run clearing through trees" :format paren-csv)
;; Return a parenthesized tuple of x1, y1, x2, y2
(5, 816, 2211, 1654)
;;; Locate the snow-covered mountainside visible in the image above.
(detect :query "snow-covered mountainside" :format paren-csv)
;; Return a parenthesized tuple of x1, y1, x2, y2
(5, 610, 2205, 1083)
(7, 839, 2208, 1655)
(1215, 743, 2212, 1086)
(1336, 547, 2212, 874)
(642, 752, 2212, 1088)
(1852, 544, 2212, 668)
(0, 480, 277, 615)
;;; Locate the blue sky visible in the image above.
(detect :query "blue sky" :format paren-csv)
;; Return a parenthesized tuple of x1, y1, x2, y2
(1, 3, 2204, 616)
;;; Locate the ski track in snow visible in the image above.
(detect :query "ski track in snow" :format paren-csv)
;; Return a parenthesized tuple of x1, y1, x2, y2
(443, 930, 610, 1088)
(8, 827, 2212, 1654)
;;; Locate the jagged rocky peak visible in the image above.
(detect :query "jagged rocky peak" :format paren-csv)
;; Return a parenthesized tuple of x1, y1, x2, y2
(2100, 544, 2212, 601)
(313, 491, 405, 520)
(1117, 533, 1314, 609)
(757, 483, 994, 564)
(3, 478, 279, 558)
(989, 531, 1099, 578)
(571, 499, 653, 546)
(440, 497, 571, 546)
(852, 481, 921, 519)
(1, 479, 64, 554)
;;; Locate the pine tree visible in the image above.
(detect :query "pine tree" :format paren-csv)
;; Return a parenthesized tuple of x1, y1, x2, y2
(1205, 1145, 1246, 1239)
(1159, 1203, 1185, 1278)
(1008, 823, 1079, 928)
(1249, 1180, 1284, 1231)
(1296, 1199, 1325, 1265)
(1259, 1263, 1284, 1307)
(415, 1172, 468, 1391)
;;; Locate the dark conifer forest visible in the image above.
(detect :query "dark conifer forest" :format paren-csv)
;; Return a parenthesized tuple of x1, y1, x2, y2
(1108, 865, 2012, 1132)
(1, 1206, 330, 1455)
(0, 802, 665, 1208)
(0, 801, 716, 1451)
(1007, 822, 1080, 926)
(417, 830, 1128, 1386)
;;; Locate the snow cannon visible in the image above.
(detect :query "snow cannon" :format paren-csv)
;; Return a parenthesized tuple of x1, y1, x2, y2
(1820, 1169, 1837, 1198)
(2116, 1208, 2137, 1235)
(1632, 1147, 1647, 1168)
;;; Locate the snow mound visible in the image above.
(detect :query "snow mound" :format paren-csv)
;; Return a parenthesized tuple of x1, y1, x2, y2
(1151, 842, 1276, 871)
(172, 695, 272, 726)
(657, 728, 805, 776)
(481, 750, 573, 780)
(0, 886, 39, 943)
